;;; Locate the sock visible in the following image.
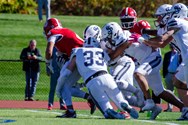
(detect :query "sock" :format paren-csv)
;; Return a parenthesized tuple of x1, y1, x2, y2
(117, 80, 137, 93)
(84, 93, 90, 100)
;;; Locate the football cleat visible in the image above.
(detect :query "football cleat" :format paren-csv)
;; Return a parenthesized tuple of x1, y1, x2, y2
(56, 110, 76, 118)
(142, 99, 155, 111)
(150, 105, 162, 120)
(121, 102, 139, 119)
(104, 108, 125, 119)
(177, 107, 188, 121)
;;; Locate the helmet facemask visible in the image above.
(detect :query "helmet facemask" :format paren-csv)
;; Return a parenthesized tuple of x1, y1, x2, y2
(154, 14, 170, 28)
(120, 18, 135, 30)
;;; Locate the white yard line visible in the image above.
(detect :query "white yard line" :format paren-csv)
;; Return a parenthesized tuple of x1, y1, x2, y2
(25, 109, 180, 125)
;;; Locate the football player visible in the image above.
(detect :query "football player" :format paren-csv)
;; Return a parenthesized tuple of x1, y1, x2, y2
(119, 6, 182, 120)
(142, 3, 188, 120)
(44, 18, 96, 117)
(101, 22, 145, 110)
(54, 29, 139, 119)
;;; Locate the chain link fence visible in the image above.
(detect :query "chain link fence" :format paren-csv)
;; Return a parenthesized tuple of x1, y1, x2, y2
(0, 60, 50, 101)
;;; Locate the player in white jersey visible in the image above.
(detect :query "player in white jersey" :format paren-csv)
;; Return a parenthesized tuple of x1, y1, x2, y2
(120, 5, 184, 120)
(101, 22, 145, 109)
(142, 3, 188, 120)
(56, 36, 139, 119)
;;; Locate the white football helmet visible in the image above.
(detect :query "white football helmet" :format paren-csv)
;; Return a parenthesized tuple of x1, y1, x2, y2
(101, 22, 126, 48)
(154, 4, 172, 28)
(83, 25, 101, 42)
(169, 3, 188, 19)
(83, 37, 100, 48)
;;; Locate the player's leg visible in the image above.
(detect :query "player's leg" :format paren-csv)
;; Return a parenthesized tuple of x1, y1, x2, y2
(134, 53, 162, 111)
(56, 62, 80, 118)
(111, 56, 144, 107)
(174, 65, 188, 120)
(71, 85, 96, 114)
(164, 73, 174, 112)
(102, 74, 139, 119)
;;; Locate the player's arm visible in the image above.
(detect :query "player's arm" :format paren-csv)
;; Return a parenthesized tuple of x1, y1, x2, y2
(45, 42, 54, 60)
(108, 36, 131, 60)
(144, 29, 174, 48)
(142, 28, 158, 36)
(45, 41, 55, 73)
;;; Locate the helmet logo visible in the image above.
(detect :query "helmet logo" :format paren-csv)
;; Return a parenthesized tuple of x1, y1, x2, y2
(106, 25, 113, 38)
(165, 7, 171, 12)
(174, 5, 181, 14)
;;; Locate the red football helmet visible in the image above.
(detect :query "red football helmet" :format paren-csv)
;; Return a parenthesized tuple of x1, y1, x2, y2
(43, 18, 62, 35)
(119, 7, 137, 30)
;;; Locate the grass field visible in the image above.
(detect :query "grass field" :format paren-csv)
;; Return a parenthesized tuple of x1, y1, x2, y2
(1, 13, 186, 124)
(0, 109, 188, 125)
(0, 13, 171, 101)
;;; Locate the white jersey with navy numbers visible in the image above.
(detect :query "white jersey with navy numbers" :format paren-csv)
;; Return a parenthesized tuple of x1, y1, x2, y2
(157, 23, 181, 53)
(123, 30, 153, 64)
(70, 47, 110, 82)
(167, 18, 188, 61)
(124, 42, 153, 64)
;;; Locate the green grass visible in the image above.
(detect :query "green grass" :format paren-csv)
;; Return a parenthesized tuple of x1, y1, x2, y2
(0, 14, 186, 124)
(0, 13, 171, 101)
(0, 13, 168, 60)
(0, 109, 188, 125)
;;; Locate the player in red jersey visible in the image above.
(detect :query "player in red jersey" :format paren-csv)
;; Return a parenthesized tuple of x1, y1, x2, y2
(44, 18, 96, 118)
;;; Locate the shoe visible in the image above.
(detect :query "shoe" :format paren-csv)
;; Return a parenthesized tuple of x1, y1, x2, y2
(121, 102, 139, 119)
(28, 97, 35, 101)
(104, 108, 125, 119)
(135, 89, 144, 107)
(164, 108, 172, 112)
(56, 110, 76, 118)
(60, 105, 67, 110)
(119, 111, 131, 119)
(139, 108, 145, 113)
(142, 99, 155, 111)
(177, 107, 188, 121)
(87, 99, 96, 114)
(48, 106, 52, 110)
(150, 105, 162, 120)
(24, 97, 28, 101)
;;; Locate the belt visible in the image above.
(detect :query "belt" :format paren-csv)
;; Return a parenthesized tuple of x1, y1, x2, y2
(85, 70, 107, 84)
(125, 54, 137, 61)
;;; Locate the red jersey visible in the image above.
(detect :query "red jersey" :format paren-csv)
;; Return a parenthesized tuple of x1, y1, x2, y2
(130, 20, 151, 35)
(46, 28, 83, 57)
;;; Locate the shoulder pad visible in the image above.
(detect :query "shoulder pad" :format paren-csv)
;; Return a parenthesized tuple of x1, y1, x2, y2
(167, 18, 178, 29)
(137, 20, 151, 29)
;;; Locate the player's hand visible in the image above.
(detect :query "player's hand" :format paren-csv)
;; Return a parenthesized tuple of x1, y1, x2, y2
(56, 53, 69, 64)
(129, 33, 142, 43)
(141, 34, 150, 41)
(45, 59, 54, 74)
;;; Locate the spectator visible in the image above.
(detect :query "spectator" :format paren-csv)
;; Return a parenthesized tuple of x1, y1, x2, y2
(37, 0, 51, 22)
(163, 44, 182, 112)
(20, 39, 42, 101)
